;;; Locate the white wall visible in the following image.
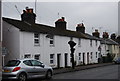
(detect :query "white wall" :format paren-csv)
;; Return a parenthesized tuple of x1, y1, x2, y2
(3, 21, 20, 64)
(20, 32, 71, 68)
(20, 31, 100, 68)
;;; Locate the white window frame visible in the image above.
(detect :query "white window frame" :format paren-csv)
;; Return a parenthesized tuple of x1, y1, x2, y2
(50, 54, 54, 64)
(96, 52, 97, 58)
(34, 33, 40, 46)
(50, 36, 54, 46)
(24, 54, 31, 58)
(78, 53, 81, 60)
(90, 40, 92, 47)
(96, 40, 97, 46)
(78, 38, 81, 47)
(34, 54, 40, 60)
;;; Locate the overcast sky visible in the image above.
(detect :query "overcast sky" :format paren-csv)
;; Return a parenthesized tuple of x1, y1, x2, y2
(2, 0, 119, 36)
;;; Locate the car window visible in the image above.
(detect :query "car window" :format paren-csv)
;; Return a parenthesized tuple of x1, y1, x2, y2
(30, 60, 42, 66)
(5, 60, 20, 67)
(23, 60, 32, 66)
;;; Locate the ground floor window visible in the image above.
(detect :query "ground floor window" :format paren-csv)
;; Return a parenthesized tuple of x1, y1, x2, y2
(50, 54, 54, 64)
(24, 54, 31, 58)
(34, 54, 40, 60)
(78, 53, 81, 60)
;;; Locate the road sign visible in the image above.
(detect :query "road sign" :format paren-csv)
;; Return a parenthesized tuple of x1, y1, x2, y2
(2, 47, 8, 55)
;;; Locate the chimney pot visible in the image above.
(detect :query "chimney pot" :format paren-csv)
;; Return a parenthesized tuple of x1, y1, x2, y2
(76, 23, 85, 33)
(55, 17, 67, 30)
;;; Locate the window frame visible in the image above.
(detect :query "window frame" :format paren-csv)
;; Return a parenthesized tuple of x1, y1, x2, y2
(24, 54, 31, 58)
(49, 35, 54, 46)
(90, 40, 92, 47)
(78, 38, 81, 47)
(34, 54, 40, 60)
(78, 53, 81, 60)
(34, 33, 40, 46)
(50, 54, 54, 64)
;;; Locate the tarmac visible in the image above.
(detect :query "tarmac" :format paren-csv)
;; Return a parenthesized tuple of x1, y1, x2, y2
(53, 63, 114, 75)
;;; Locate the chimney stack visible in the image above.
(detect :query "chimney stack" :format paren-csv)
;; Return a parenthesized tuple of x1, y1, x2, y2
(110, 33, 116, 40)
(55, 17, 67, 30)
(76, 23, 85, 33)
(92, 29, 100, 38)
(21, 7, 36, 23)
(102, 32, 109, 38)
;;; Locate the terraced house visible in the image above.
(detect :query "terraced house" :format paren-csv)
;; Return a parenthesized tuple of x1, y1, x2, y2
(2, 8, 101, 68)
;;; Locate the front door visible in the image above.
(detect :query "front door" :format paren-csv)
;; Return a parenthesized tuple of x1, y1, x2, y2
(57, 54, 61, 68)
(87, 53, 89, 64)
(65, 53, 68, 68)
(83, 53, 85, 65)
(30, 60, 46, 77)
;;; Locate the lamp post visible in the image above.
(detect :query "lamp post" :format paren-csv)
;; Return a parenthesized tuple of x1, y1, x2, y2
(68, 40, 76, 69)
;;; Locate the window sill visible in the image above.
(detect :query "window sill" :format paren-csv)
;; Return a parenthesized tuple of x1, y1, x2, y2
(34, 44, 40, 46)
(50, 64, 55, 66)
(50, 45, 55, 47)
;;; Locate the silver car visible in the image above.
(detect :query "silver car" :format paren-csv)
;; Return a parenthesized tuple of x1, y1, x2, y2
(2, 58, 53, 81)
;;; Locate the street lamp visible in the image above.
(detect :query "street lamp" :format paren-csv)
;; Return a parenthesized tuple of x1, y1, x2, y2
(68, 40, 76, 69)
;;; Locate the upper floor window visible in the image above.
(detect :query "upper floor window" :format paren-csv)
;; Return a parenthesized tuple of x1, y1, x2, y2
(78, 38, 81, 47)
(90, 40, 92, 47)
(114, 45, 116, 50)
(96, 52, 97, 58)
(34, 33, 40, 46)
(96, 40, 97, 46)
(50, 36, 54, 46)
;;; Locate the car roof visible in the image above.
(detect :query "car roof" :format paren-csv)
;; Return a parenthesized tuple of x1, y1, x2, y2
(9, 58, 36, 61)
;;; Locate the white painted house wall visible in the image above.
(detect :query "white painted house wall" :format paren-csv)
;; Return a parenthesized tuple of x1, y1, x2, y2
(3, 21, 101, 68)
(101, 44, 109, 57)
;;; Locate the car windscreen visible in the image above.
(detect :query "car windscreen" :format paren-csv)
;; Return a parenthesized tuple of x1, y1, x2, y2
(5, 60, 20, 67)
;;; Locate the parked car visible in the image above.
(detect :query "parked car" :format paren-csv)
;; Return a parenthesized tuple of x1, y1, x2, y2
(113, 57, 120, 64)
(2, 58, 53, 81)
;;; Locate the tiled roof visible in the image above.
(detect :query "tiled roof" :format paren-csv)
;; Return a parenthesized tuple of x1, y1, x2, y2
(84, 33, 100, 40)
(100, 38, 119, 45)
(3, 17, 100, 40)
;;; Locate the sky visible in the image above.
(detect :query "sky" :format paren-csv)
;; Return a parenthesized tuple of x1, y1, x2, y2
(2, 0, 119, 36)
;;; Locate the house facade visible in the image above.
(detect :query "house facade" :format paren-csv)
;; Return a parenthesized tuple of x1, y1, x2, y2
(3, 8, 101, 68)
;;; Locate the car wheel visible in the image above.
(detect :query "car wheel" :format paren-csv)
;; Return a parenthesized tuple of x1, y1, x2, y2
(46, 70, 52, 79)
(18, 73, 27, 81)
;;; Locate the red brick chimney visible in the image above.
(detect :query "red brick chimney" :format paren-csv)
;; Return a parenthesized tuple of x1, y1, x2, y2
(55, 17, 67, 30)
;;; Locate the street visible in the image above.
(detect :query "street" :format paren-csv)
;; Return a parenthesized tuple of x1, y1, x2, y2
(53, 64, 119, 79)
(29, 64, 119, 81)
(2, 64, 119, 81)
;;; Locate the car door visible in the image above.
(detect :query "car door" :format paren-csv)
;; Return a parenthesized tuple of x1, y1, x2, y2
(23, 60, 36, 77)
(30, 60, 46, 77)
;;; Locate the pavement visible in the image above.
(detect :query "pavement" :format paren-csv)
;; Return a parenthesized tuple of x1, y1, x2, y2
(53, 63, 114, 75)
